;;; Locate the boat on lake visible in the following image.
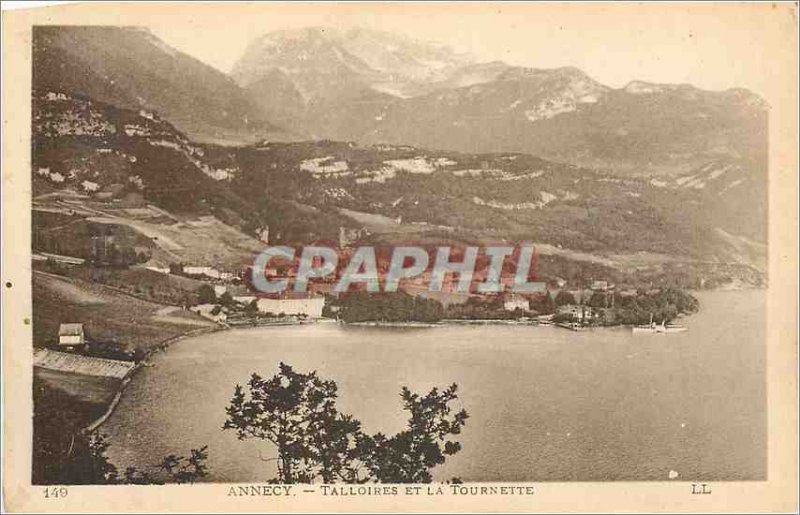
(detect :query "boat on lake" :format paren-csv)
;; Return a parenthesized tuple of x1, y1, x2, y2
(557, 321, 585, 332)
(633, 315, 687, 334)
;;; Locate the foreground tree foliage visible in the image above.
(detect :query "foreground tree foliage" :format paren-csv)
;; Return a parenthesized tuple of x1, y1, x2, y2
(36, 431, 209, 485)
(358, 384, 468, 483)
(33, 377, 208, 485)
(223, 363, 468, 483)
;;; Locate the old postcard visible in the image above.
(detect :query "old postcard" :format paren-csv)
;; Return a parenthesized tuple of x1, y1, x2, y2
(2, 1, 798, 513)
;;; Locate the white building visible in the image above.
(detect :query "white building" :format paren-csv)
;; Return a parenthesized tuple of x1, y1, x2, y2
(213, 285, 227, 297)
(184, 266, 212, 276)
(184, 266, 222, 280)
(557, 304, 594, 321)
(256, 296, 325, 318)
(257, 226, 269, 244)
(45, 92, 69, 101)
(190, 304, 227, 323)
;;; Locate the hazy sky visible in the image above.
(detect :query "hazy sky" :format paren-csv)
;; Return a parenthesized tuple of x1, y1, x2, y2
(139, 2, 797, 101)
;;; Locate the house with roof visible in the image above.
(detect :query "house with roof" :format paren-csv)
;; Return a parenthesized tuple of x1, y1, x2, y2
(556, 304, 594, 322)
(58, 323, 85, 351)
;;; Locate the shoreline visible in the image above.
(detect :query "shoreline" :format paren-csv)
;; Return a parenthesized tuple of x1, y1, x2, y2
(225, 318, 315, 330)
(82, 324, 225, 433)
(86, 317, 323, 433)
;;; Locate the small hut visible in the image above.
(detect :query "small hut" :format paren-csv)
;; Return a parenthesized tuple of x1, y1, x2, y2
(58, 323, 85, 351)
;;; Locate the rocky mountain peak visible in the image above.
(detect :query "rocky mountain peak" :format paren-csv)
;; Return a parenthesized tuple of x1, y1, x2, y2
(232, 25, 475, 99)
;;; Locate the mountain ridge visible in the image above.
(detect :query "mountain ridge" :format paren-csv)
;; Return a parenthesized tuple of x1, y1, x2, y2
(31, 91, 766, 289)
(32, 26, 291, 145)
(232, 26, 768, 175)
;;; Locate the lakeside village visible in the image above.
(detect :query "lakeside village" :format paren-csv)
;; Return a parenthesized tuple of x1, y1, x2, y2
(34, 238, 699, 366)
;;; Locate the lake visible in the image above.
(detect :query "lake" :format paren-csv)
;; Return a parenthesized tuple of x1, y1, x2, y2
(103, 290, 766, 482)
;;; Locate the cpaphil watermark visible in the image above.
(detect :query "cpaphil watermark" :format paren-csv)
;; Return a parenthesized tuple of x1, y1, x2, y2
(249, 245, 545, 294)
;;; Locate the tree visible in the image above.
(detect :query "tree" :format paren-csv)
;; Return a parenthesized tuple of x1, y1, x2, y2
(552, 312, 575, 324)
(223, 363, 361, 483)
(244, 299, 259, 315)
(554, 290, 576, 306)
(157, 447, 209, 484)
(92, 436, 208, 485)
(588, 292, 609, 309)
(337, 292, 444, 323)
(196, 284, 216, 304)
(223, 363, 468, 484)
(545, 292, 556, 313)
(219, 291, 234, 307)
(358, 384, 468, 483)
(532, 292, 555, 314)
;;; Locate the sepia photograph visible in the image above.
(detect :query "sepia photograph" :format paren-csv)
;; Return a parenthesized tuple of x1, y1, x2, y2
(2, 1, 798, 513)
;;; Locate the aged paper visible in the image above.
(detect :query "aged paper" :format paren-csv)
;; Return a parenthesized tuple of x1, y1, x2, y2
(2, 2, 798, 512)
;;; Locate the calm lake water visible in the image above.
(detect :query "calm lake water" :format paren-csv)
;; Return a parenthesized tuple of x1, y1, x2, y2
(104, 290, 766, 482)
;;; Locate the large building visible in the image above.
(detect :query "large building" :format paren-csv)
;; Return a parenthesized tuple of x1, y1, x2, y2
(256, 296, 326, 318)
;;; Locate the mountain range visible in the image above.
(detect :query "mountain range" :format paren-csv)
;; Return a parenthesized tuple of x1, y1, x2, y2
(30, 25, 767, 288)
(34, 26, 768, 177)
(230, 26, 768, 175)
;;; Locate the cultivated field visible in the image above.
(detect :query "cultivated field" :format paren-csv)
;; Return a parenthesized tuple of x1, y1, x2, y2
(32, 270, 215, 352)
